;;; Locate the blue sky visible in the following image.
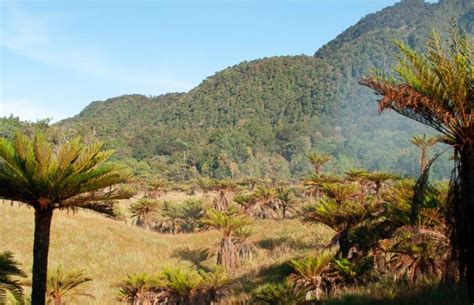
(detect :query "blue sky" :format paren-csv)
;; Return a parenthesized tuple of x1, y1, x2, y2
(1, 0, 431, 122)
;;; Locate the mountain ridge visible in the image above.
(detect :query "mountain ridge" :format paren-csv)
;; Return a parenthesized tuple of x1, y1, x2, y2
(47, 0, 473, 181)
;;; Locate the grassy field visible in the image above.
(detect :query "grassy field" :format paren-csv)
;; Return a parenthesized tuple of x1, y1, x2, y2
(0, 192, 332, 304)
(2, 191, 470, 305)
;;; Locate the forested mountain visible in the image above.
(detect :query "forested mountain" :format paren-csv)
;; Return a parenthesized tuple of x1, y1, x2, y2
(31, 0, 474, 181)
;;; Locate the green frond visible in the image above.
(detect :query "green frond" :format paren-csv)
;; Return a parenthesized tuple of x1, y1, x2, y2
(361, 26, 473, 145)
(47, 267, 94, 304)
(158, 267, 202, 297)
(198, 266, 231, 293)
(321, 182, 360, 202)
(202, 208, 251, 236)
(289, 250, 334, 281)
(409, 134, 440, 148)
(0, 251, 26, 305)
(303, 197, 376, 232)
(0, 132, 131, 212)
(254, 279, 307, 305)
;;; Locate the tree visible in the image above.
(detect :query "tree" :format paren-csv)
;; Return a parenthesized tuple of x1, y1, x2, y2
(276, 187, 297, 219)
(307, 152, 332, 175)
(129, 198, 159, 230)
(409, 134, 440, 173)
(0, 251, 26, 305)
(158, 267, 202, 305)
(361, 171, 399, 194)
(118, 267, 231, 305)
(253, 187, 279, 219)
(117, 273, 160, 304)
(202, 208, 251, 273)
(361, 26, 474, 299)
(46, 267, 94, 305)
(211, 179, 237, 212)
(289, 251, 334, 300)
(0, 133, 130, 305)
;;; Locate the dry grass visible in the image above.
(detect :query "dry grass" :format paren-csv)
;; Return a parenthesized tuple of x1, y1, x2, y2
(0, 195, 332, 304)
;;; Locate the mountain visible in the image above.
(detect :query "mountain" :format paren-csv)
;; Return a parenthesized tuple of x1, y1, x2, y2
(53, 0, 472, 182)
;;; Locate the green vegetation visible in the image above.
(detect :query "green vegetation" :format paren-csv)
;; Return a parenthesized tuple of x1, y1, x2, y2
(0, 251, 26, 305)
(46, 268, 94, 305)
(362, 23, 474, 301)
(0, 133, 130, 304)
(117, 266, 231, 304)
(18, 0, 466, 183)
(1, 1, 473, 304)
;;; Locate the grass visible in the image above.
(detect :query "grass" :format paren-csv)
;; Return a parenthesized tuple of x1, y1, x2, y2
(2, 191, 470, 304)
(0, 193, 331, 304)
(323, 281, 470, 305)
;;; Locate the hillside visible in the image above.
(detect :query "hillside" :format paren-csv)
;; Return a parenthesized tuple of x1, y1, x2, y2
(54, 0, 473, 181)
(0, 199, 329, 304)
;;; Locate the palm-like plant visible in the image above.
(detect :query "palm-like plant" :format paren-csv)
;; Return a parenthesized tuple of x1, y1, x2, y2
(289, 251, 334, 300)
(46, 267, 93, 305)
(119, 267, 231, 305)
(410, 135, 440, 174)
(254, 279, 307, 305)
(276, 187, 298, 219)
(303, 173, 341, 203)
(0, 133, 130, 304)
(321, 183, 360, 204)
(129, 198, 159, 230)
(345, 168, 369, 182)
(181, 199, 205, 232)
(382, 228, 448, 284)
(361, 172, 398, 194)
(208, 179, 236, 211)
(117, 273, 162, 304)
(233, 227, 257, 263)
(361, 26, 474, 298)
(233, 193, 256, 216)
(202, 208, 251, 272)
(0, 251, 26, 305)
(253, 187, 279, 219)
(159, 267, 202, 304)
(307, 152, 332, 175)
(156, 200, 204, 234)
(198, 266, 231, 304)
(212, 189, 231, 212)
(304, 197, 378, 256)
(156, 200, 186, 234)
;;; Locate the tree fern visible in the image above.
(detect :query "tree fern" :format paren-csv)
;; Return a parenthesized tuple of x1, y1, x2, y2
(0, 133, 130, 305)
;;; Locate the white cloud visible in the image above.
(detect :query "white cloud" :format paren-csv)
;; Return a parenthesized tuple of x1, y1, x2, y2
(0, 98, 68, 122)
(1, 2, 195, 94)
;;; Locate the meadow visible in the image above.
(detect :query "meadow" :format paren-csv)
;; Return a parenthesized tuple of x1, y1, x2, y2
(1, 187, 470, 304)
(1, 192, 332, 304)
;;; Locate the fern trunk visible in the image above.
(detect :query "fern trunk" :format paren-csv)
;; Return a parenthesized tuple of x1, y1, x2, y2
(217, 237, 237, 273)
(458, 146, 474, 301)
(31, 208, 53, 305)
(420, 147, 428, 174)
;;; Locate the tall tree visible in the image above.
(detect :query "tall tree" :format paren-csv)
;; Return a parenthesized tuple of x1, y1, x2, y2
(361, 26, 474, 299)
(410, 134, 440, 173)
(0, 133, 130, 305)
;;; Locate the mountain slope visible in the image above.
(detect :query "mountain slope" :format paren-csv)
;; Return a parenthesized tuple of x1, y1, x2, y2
(57, 0, 473, 181)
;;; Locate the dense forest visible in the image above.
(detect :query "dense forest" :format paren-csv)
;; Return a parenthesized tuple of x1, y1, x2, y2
(2, 0, 473, 182)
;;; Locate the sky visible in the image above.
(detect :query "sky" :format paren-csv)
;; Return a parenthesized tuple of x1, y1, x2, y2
(0, 0, 434, 122)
